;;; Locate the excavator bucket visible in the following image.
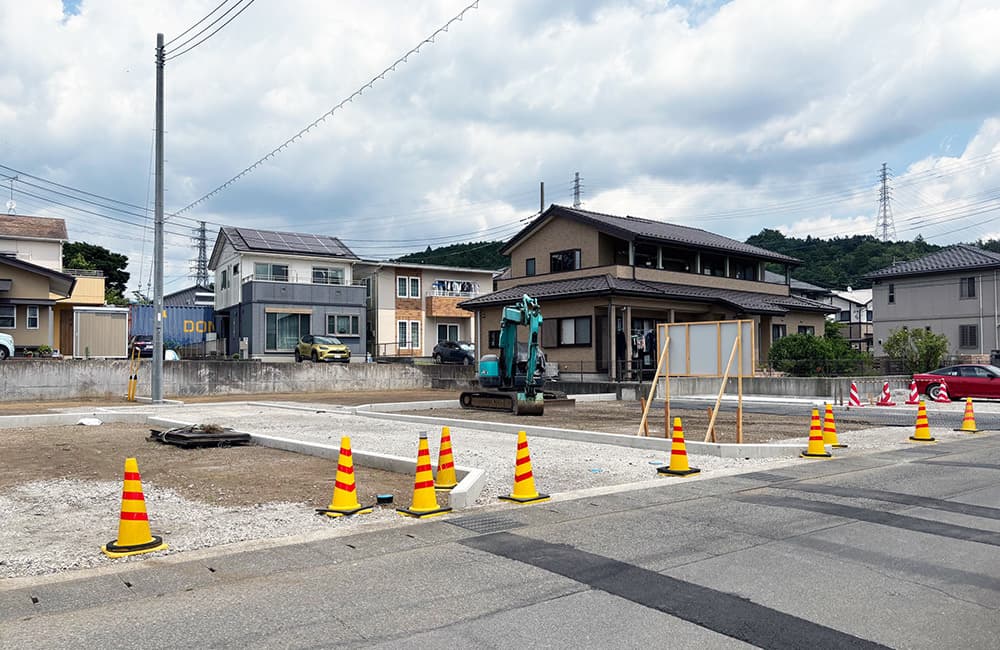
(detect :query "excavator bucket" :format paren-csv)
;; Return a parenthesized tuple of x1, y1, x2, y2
(513, 392, 544, 416)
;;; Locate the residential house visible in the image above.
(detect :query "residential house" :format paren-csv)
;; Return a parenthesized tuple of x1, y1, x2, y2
(0, 215, 109, 355)
(164, 284, 215, 307)
(762, 270, 832, 302)
(460, 205, 835, 379)
(867, 244, 1000, 359)
(208, 226, 367, 361)
(826, 287, 873, 351)
(354, 261, 494, 358)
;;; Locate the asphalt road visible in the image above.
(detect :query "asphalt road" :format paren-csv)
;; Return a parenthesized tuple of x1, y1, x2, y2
(2, 434, 998, 649)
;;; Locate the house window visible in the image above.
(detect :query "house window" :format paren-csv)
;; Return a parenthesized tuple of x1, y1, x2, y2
(730, 259, 758, 281)
(525, 258, 536, 276)
(437, 323, 459, 342)
(960, 324, 978, 348)
(700, 253, 726, 277)
(221, 269, 228, 290)
(550, 249, 581, 273)
(265, 312, 310, 351)
(328, 314, 359, 337)
(397, 320, 420, 349)
(232, 263, 239, 277)
(313, 267, 344, 285)
(798, 325, 815, 336)
(558, 316, 592, 347)
(360, 277, 371, 298)
(960, 277, 976, 299)
(410, 277, 420, 298)
(0, 305, 14, 328)
(397, 276, 420, 298)
(488, 330, 500, 349)
(772, 324, 787, 341)
(634, 243, 658, 268)
(888, 283, 895, 304)
(255, 263, 288, 282)
(838, 310, 851, 322)
(27, 306, 39, 330)
(866, 310, 873, 322)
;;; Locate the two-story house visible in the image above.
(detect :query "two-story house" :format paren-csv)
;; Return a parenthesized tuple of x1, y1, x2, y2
(208, 226, 367, 361)
(354, 261, 494, 358)
(827, 287, 873, 351)
(460, 205, 835, 380)
(867, 245, 1000, 358)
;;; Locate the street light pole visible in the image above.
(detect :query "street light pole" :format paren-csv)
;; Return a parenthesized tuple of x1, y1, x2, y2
(152, 32, 164, 403)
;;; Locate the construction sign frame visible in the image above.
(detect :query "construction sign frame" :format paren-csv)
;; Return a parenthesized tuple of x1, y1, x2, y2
(638, 319, 755, 443)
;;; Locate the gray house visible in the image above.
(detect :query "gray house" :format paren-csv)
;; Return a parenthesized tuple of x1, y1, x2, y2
(208, 227, 367, 361)
(867, 245, 1000, 359)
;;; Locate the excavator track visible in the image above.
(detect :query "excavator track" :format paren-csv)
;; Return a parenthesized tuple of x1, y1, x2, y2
(459, 391, 545, 416)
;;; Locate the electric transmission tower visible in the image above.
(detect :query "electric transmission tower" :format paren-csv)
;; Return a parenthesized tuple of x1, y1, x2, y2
(875, 162, 896, 242)
(572, 171, 583, 208)
(190, 220, 209, 286)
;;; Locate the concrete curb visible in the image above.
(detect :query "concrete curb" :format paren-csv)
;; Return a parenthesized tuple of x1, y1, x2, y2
(0, 411, 151, 429)
(146, 417, 486, 509)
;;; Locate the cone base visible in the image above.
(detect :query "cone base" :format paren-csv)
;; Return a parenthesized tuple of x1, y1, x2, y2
(396, 505, 452, 518)
(434, 482, 458, 491)
(908, 435, 936, 443)
(905, 400, 920, 405)
(955, 428, 980, 433)
(499, 493, 550, 504)
(801, 451, 832, 458)
(657, 466, 701, 476)
(876, 402, 896, 407)
(316, 504, 374, 518)
(831, 443, 848, 448)
(101, 536, 168, 558)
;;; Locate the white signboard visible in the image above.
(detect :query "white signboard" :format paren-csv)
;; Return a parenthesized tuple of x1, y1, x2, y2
(657, 320, 755, 377)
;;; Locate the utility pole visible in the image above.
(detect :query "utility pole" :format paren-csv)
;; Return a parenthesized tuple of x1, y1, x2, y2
(539, 181, 544, 215)
(875, 162, 895, 242)
(152, 33, 165, 403)
(573, 172, 582, 208)
(191, 220, 209, 286)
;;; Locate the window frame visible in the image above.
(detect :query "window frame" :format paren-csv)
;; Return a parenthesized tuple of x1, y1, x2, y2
(525, 258, 536, 277)
(960, 276, 976, 299)
(959, 324, 978, 349)
(327, 314, 360, 337)
(488, 330, 500, 349)
(771, 324, 787, 341)
(26, 305, 39, 330)
(264, 311, 310, 352)
(888, 283, 895, 304)
(0, 305, 14, 329)
(255, 262, 289, 282)
(797, 325, 816, 336)
(312, 266, 345, 286)
(397, 276, 421, 298)
(556, 316, 592, 347)
(437, 323, 459, 342)
(220, 269, 228, 290)
(396, 319, 421, 349)
(550, 248, 581, 273)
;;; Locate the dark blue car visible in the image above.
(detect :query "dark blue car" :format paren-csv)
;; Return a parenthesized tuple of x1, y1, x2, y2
(433, 340, 475, 365)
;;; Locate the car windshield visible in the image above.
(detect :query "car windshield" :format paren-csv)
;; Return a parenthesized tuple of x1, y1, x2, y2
(985, 365, 1000, 376)
(313, 336, 342, 345)
(459, 342, 474, 351)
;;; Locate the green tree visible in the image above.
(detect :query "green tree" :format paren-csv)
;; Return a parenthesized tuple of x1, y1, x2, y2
(394, 241, 509, 269)
(882, 328, 949, 374)
(768, 333, 834, 376)
(62, 242, 130, 297)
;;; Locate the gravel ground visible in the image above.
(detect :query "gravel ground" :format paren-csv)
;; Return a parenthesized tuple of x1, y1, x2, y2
(2, 398, 988, 580)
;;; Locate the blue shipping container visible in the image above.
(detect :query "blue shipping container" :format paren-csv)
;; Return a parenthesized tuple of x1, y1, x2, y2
(129, 305, 216, 346)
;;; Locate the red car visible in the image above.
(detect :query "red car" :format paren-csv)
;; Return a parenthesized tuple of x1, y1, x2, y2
(912, 364, 1000, 401)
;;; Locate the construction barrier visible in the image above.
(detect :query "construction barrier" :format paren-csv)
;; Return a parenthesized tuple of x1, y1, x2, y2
(801, 409, 832, 458)
(875, 382, 896, 407)
(909, 401, 936, 443)
(848, 382, 863, 407)
(905, 380, 920, 405)
(434, 426, 458, 490)
(499, 431, 550, 504)
(101, 458, 168, 558)
(822, 403, 847, 448)
(955, 398, 980, 433)
(397, 432, 452, 518)
(316, 436, 374, 517)
(657, 417, 700, 477)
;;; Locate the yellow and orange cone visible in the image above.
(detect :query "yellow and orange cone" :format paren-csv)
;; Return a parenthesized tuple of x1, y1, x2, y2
(955, 398, 979, 433)
(434, 426, 458, 490)
(657, 417, 701, 476)
(822, 403, 847, 448)
(499, 431, 550, 504)
(801, 409, 832, 458)
(397, 432, 452, 518)
(909, 400, 936, 443)
(101, 458, 168, 558)
(316, 436, 374, 517)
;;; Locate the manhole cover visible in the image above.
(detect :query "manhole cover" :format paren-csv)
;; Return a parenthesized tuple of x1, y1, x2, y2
(447, 514, 526, 534)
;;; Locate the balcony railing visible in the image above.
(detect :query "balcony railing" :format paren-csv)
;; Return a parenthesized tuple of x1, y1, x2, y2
(426, 288, 480, 298)
(243, 272, 362, 287)
(64, 268, 105, 277)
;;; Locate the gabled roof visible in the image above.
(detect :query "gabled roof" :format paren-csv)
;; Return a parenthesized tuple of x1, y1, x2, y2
(459, 274, 835, 316)
(209, 226, 358, 268)
(865, 245, 1000, 280)
(831, 288, 872, 306)
(0, 254, 76, 297)
(762, 270, 831, 295)
(502, 205, 800, 265)
(0, 215, 68, 241)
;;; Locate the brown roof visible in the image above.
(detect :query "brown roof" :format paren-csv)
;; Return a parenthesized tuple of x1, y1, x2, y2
(0, 215, 68, 240)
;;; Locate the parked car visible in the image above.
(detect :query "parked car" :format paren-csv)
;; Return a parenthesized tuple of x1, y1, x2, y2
(0, 333, 12, 360)
(433, 340, 476, 365)
(912, 364, 1000, 400)
(295, 334, 350, 363)
(129, 335, 154, 358)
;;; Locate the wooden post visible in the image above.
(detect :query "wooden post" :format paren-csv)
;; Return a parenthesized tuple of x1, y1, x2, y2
(706, 406, 716, 442)
(637, 335, 669, 436)
(704, 337, 739, 442)
(639, 398, 651, 436)
(737, 325, 744, 444)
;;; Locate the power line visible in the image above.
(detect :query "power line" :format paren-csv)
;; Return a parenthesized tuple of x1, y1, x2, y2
(169, 0, 482, 218)
(164, 0, 232, 47)
(164, 0, 258, 62)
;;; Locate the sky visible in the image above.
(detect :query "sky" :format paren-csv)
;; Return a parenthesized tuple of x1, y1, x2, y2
(1, 0, 999, 298)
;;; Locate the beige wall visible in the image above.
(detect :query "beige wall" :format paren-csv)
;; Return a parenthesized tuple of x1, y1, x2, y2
(770, 311, 827, 337)
(74, 309, 128, 358)
(1, 305, 52, 347)
(57, 276, 104, 304)
(0, 239, 62, 271)
(505, 216, 600, 278)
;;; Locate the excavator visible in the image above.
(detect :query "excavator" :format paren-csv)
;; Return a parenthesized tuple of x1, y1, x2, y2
(460, 294, 547, 416)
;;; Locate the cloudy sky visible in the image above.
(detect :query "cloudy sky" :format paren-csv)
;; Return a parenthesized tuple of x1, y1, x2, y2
(2, 0, 999, 297)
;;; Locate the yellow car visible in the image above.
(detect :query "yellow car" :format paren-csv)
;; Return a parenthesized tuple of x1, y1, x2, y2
(295, 335, 351, 363)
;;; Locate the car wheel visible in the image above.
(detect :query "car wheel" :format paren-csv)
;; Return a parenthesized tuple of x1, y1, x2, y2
(312, 351, 319, 362)
(926, 384, 941, 401)
(294, 351, 302, 362)
(0, 347, 7, 361)
(433, 353, 442, 364)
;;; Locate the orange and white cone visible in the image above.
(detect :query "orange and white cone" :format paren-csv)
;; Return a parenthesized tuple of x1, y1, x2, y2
(397, 432, 452, 518)
(316, 436, 374, 517)
(101, 458, 168, 558)
(955, 398, 980, 433)
(499, 431, 550, 504)
(848, 382, 863, 407)
(905, 380, 920, 405)
(822, 403, 847, 448)
(909, 400, 936, 443)
(935, 381, 951, 403)
(657, 417, 701, 476)
(801, 409, 832, 458)
(876, 382, 896, 406)
(434, 426, 458, 490)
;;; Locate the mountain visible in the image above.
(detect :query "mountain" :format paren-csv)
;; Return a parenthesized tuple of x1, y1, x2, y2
(393, 241, 508, 269)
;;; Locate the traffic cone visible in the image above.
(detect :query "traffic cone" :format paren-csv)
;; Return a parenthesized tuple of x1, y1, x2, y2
(397, 432, 452, 518)
(499, 431, 550, 504)
(905, 379, 920, 405)
(875, 382, 896, 406)
(955, 398, 980, 433)
(801, 409, 832, 458)
(822, 403, 847, 448)
(657, 417, 701, 477)
(101, 458, 168, 558)
(316, 436, 374, 517)
(935, 381, 951, 403)
(848, 382, 863, 407)
(434, 426, 458, 490)
(909, 401, 936, 443)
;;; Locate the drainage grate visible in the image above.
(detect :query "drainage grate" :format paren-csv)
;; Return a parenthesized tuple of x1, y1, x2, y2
(447, 514, 526, 534)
